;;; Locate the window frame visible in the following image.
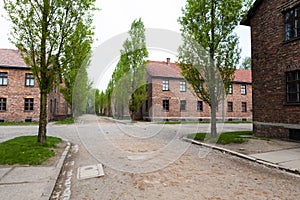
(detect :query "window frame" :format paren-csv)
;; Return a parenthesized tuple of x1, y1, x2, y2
(180, 100, 186, 112)
(25, 73, 35, 87)
(228, 84, 233, 94)
(162, 80, 169, 91)
(227, 101, 233, 112)
(197, 101, 203, 112)
(242, 102, 247, 112)
(0, 98, 7, 112)
(284, 6, 300, 41)
(162, 99, 169, 112)
(24, 98, 34, 112)
(180, 81, 186, 92)
(241, 85, 247, 95)
(0, 72, 8, 86)
(286, 70, 300, 103)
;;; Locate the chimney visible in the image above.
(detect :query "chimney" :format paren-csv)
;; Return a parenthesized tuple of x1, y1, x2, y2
(166, 58, 170, 66)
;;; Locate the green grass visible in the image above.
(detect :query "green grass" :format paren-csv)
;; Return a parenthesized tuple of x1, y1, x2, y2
(0, 136, 62, 165)
(54, 117, 75, 125)
(0, 122, 39, 126)
(187, 131, 253, 145)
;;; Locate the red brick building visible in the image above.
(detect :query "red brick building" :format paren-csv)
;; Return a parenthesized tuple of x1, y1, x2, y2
(0, 49, 70, 122)
(143, 59, 252, 122)
(242, 0, 300, 139)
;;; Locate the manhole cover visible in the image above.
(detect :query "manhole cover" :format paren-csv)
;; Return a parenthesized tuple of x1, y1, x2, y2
(77, 164, 104, 180)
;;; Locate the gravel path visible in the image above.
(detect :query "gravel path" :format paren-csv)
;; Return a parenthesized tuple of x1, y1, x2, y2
(54, 116, 300, 200)
(1, 115, 299, 199)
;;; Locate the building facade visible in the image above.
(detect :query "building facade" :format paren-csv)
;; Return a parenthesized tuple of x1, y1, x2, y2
(144, 59, 252, 122)
(242, 0, 300, 139)
(0, 49, 70, 122)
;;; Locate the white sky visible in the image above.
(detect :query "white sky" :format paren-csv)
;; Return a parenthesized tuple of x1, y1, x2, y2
(0, 0, 251, 91)
(0, 0, 251, 57)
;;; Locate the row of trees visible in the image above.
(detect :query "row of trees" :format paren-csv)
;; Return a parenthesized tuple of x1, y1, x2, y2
(4, 0, 96, 143)
(95, 18, 148, 120)
(4, 0, 253, 143)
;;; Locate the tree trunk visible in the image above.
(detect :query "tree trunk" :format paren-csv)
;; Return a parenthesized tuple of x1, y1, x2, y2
(210, 102, 217, 138)
(38, 92, 48, 143)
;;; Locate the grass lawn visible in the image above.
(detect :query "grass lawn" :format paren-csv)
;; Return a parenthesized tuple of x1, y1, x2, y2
(54, 117, 75, 125)
(0, 122, 39, 126)
(187, 131, 253, 145)
(0, 136, 62, 165)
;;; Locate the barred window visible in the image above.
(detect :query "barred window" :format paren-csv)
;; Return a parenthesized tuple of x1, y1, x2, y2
(228, 102, 233, 112)
(285, 6, 300, 41)
(0, 72, 8, 86)
(197, 101, 203, 112)
(24, 98, 34, 111)
(180, 81, 186, 92)
(241, 85, 247, 95)
(162, 100, 169, 112)
(180, 100, 186, 111)
(0, 98, 7, 111)
(162, 80, 169, 91)
(287, 70, 300, 103)
(242, 102, 247, 112)
(25, 73, 34, 87)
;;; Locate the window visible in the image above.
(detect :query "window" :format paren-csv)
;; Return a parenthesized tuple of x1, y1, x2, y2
(24, 98, 34, 111)
(241, 85, 246, 95)
(285, 6, 300, 41)
(228, 102, 233, 112)
(25, 73, 34, 87)
(162, 100, 169, 112)
(180, 81, 186, 92)
(287, 70, 300, 103)
(197, 101, 203, 112)
(180, 100, 186, 111)
(242, 102, 247, 112)
(0, 98, 7, 111)
(228, 84, 233, 94)
(162, 80, 169, 91)
(0, 72, 8, 86)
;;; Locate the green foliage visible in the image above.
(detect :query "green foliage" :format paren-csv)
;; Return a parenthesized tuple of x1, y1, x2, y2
(103, 18, 148, 119)
(4, 0, 96, 142)
(241, 57, 251, 70)
(178, 0, 251, 137)
(0, 136, 62, 165)
(54, 117, 75, 125)
(187, 131, 253, 144)
(0, 122, 39, 126)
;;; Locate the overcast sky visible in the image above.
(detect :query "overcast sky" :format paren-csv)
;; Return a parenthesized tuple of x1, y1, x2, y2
(0, 0, 251, 60)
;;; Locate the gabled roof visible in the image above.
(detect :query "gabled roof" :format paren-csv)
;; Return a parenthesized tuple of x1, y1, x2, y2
(241, 0, 264, 26)
(146, 60, 182, 79)
(146, 60, 252, 83)
(0, 48, 29, 68)
(233, 69, 252, 83)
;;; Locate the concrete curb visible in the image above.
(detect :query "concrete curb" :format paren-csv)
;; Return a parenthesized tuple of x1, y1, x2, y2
(182, 137, 300, 176)
(41, 141, 71, 200)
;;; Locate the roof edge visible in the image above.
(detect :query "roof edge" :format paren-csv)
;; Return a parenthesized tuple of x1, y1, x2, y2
(241, 0, 264, 26)
(0, 65, 31, 70)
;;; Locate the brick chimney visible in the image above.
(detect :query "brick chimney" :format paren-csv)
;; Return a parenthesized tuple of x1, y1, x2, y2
(166, 58, 170, 66)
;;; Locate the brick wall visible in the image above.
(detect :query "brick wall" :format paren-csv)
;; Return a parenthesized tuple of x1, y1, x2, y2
(146, 76, 252, 122)
(248, 0, 300, 138)
(0, 68, 40, 122)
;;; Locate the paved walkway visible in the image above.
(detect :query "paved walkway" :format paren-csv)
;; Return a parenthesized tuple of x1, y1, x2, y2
(0, 116, 299, 199)
(251, 148, 300, 172)
(0, 143, 70, 200)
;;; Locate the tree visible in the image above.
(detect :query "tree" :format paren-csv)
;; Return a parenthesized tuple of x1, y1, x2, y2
(4, 0, 96, 143)
(178, 0, 251, 138)
(241, 56, 251, 70)
(60, 19, 94, 116)
(108, 18, 148, 120)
